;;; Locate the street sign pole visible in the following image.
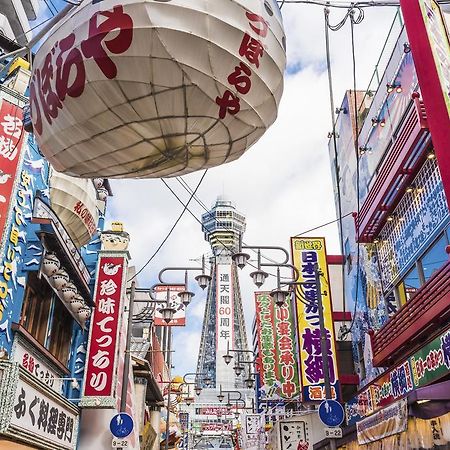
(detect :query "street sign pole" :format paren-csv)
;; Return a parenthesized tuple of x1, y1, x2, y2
(315, 264, 337, 450)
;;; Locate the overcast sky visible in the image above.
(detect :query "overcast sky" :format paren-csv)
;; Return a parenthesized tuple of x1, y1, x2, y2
(34, 2, 401, 377)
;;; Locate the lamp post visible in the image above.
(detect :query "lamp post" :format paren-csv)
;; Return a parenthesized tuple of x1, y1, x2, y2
(233, 243, 338, 450)
(120, 263, 210, 450)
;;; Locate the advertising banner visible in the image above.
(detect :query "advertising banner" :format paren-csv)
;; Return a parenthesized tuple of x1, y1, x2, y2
(216, 263, 234, 352)
(356, 399, 407, 445)
(346, 327, 450, 425)
(291, 237, 340, 402)
(255, 292, 301, 401)
(153, 285, 186, 326)
(279, 417, 313, 450)
(0, 99, 25, 245)
(82, 253, 127, 407)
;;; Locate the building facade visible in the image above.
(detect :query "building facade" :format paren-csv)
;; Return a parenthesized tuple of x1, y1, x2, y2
(329, 4, 450, 448)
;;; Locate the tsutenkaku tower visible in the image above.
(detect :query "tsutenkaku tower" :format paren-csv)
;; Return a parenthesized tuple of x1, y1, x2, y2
(196, 197, 250, 389)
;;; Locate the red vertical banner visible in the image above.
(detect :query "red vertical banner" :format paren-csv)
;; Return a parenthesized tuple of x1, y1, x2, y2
(82, 254, 127, 407)
(400, 0, 450, 199)
(0, 100, 25, 241)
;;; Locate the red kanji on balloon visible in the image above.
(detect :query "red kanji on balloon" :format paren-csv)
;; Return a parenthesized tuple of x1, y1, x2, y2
(246, 12, 269, 38)
(56, 33, 86, 101)
(239, 33, 265, 68)
(216, 90, 241, 119)
(81, 5, 133, 79)
(227, 63, 252, 95)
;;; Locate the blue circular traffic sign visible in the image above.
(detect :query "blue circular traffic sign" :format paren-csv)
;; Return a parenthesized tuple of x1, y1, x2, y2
(110, 413, 134, 438)
(318, 400, 344, 427)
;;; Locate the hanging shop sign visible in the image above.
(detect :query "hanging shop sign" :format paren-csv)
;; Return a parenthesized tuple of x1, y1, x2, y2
(356, 399, 407, 445)
(0, 99, 25, 244)
(255, 292, 278, 399)
(201, 422, 232, 432)
(49, 170, 99, 248)
(0, 362, 79, 450)
(0, 168, 32, 353)
(291, 237, 340, 402)
(12, 336, 64, 394)
(254, 292, 301, 400)
(346, 327, 450, 425)
(279, 417, 313, 450)
(153, 285, 186, 327)
(30, 0, 286, 179)
(216, 263, 234, 352)
(81, 253, 127, 407)
(197, 407, 229, 416)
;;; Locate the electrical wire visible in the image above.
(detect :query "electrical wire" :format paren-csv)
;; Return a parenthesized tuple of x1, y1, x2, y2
(127, 169, 208, 283)
(324, 7, 347, 317)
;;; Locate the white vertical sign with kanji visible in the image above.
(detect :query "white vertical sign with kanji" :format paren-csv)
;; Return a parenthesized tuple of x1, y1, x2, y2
(216, 263, 234, 352)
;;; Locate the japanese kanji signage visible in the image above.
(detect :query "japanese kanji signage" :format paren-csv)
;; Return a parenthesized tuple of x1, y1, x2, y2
(0, 363, 79, 450)
(254, 292, 301, 400)
(216, 263, 234, 352)
(11, 376, 78, 449)
(153, 285, 186, 326)
(291, 237, 340, 402)
(0, 100, 25, 251)
(346, 327, 450, 425)
(82, 253, 127, 406)
(279, 418, 312, 450)
(12, 337, 64, 394)
(356, 399, 407, 445)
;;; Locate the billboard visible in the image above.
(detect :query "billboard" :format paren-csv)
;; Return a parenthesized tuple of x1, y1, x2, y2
(82, 254, 127, 407)
(254, 292, 301, 400)
(291, 237, 340, 402)
(153, 284, 186, 326)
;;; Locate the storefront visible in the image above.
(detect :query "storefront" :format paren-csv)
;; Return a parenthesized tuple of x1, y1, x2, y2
(341, 326, 450, 449)
(0, 362, 79, 449)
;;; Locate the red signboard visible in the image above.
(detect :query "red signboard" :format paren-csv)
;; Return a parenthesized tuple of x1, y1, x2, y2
(83, 255, 126, 402)
(0, 100, 25, 241)
(400, 0, 450, 201)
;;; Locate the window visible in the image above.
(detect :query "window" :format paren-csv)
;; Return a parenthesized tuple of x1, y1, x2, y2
(20, 271, 74, 366)
(393, 231, 449, 305)
(421, 233, 448, 281)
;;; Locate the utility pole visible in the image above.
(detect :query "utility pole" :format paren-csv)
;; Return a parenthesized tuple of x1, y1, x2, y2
(314, 263, 337, 450)
(120, 280, 136, 413)
(165, 287, 173, 450)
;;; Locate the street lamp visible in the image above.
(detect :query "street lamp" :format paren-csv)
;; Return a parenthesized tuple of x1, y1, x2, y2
(194, 386, 202, 396)
(232, 242, 298, 307)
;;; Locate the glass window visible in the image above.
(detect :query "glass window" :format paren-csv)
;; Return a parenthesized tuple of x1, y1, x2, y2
(21, 271, 74, 366)
(403, 265, 420, 301)
(421, 233, 448, 281)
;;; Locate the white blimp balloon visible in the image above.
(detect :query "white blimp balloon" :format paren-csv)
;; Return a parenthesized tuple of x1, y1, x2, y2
(30, 0, 286, 178)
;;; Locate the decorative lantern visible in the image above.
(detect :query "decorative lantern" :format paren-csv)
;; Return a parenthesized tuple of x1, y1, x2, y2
(77, 306, 92, 327)
(30, 0, 286, 179)
(61, 282, 78, 302)
(69, 295, 85, 314)
(49, 269, 70, 290)
(42, 253, 60, 277)
(49, 169, 99, 248)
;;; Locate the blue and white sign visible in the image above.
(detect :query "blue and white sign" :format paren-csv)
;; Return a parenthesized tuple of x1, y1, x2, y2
(318, 400, 344, 427)
(110, 413, 134, 438)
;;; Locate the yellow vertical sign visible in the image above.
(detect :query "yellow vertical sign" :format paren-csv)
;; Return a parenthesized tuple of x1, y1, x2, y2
(291, 237, 340, 402)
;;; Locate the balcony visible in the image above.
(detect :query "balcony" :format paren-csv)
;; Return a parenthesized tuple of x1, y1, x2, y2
(357, 95, 429, 242)
(372, 260, 450, 367)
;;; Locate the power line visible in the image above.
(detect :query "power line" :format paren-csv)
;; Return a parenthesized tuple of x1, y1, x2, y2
(127, 169, 208, 283)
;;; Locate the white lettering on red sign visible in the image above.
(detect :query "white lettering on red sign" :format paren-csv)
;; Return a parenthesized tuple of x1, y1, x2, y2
(84, 256, 124, 398)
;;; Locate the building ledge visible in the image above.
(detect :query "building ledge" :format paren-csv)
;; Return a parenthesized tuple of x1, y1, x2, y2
(356, 95, 429, 242)
(372, 260, 450, 367)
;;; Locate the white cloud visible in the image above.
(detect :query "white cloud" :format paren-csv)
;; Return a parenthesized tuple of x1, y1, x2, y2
(105, 5, 400, 375)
